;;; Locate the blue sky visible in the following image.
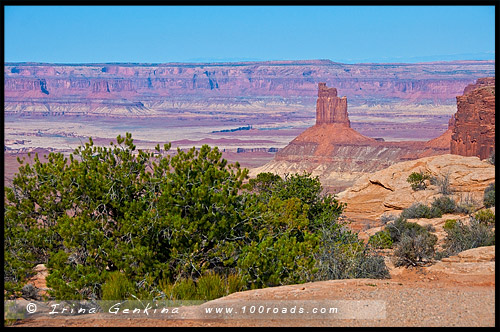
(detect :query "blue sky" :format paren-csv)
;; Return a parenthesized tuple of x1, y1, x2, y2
(4, 5, 495, 64)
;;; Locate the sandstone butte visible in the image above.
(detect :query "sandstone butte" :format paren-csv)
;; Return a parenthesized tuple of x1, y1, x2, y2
(450, 77, 495, 160)
(249, 82, 454, 192)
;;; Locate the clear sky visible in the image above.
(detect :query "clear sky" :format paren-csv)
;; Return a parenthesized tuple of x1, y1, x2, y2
(4, 5, 495, 64)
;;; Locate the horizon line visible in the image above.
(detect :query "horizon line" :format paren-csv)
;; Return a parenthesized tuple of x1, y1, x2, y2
(4, 58, 496, 67)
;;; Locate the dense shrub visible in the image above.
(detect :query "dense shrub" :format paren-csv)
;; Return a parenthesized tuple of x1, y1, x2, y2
(244, 172, 388, 285)
(368, 230, 393, 249)
(385, 216, 434, 243)
(442, 217, 495, 256)
(400, 203, 442, 219)
(430, 196, 458, 215)
(245, 171, 345, 229)
(473, 209, 495, 225)
(314, 224, 390, 280)
(392, 232, 437, 267)
(234, 196, 320, 288)
(5, 134, 247, 299)
(483, 182, 495, 208)
(443, 219, 458, 231)
(5, 134, 387, 301)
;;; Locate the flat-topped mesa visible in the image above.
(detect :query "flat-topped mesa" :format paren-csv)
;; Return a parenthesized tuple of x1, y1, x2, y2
(316, 83, 350, 127)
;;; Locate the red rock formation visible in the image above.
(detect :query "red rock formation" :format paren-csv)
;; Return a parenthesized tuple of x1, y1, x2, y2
(263, 83, 454, 192)
(316, 83, 350, 126)
(463, 77, 495, 95)
(450, 77, 495, 160)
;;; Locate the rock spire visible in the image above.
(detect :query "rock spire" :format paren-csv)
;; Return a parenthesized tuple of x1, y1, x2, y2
(315, 83, 350, 127)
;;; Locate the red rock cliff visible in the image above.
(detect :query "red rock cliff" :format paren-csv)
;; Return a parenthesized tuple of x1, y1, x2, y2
(450, 77, 495, 160)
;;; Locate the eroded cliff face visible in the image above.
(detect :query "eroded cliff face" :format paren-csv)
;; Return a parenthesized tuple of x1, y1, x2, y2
(4, 60, 495, 116)
(450, 77, 495, 160)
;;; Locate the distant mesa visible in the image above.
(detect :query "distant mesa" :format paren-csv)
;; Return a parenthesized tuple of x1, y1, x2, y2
(450, 77, 495, 160)
(4, 60, 495, 116)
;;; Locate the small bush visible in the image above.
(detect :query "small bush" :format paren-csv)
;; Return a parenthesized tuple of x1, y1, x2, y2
(487, 152, 495, 165)
(314, 225, 389, 280)
(443, 219, 458, 231)
(407, 171, 431, 191)
(355, 254, 390, 279)
(424, 223, 436, 232)
(443, 217, 495, 256)
(385, 217, 433, 243)
(483, 183, 495, 208)
(172, 278, 197, 300)
(430, 196, 458, 215)
(21, 284, 40, 300)
(101, 271, 135, 301)
(383, 216, 438, 267)
(368, 230, 393, 249)
(380, 213, 398, 225)
(474, 209, 495, 224)
(196, 271, 226, 301)
(456, 193, 480, 215)
(225, 273, 245, 295)
(157, 272, 245, 301)
(401, 203, 442, 219)
(431, 173, 453, 195)
(392, 232, 438, 267)
(434, 250, 450, 260)
(384, 216, 407, 243)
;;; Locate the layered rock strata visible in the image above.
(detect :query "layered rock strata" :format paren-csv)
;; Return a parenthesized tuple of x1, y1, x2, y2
(450, 77, 495, 160)
(4, 60, 495, 116)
